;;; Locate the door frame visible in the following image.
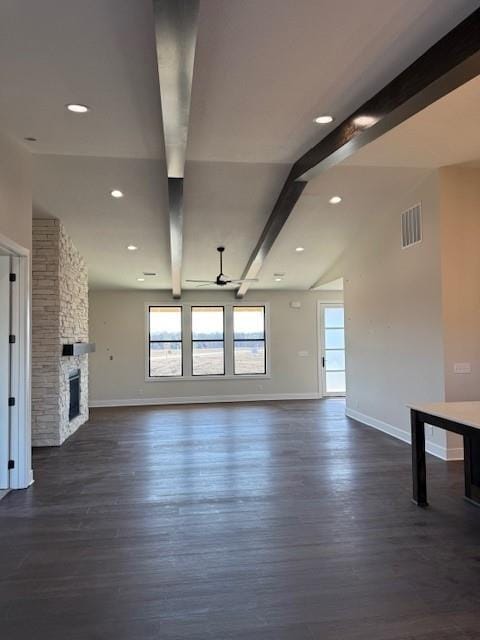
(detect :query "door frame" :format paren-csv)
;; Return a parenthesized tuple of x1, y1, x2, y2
(0, 231, 32, 490)
(0, 256, 10, 488)
(317, 301, 346, 398)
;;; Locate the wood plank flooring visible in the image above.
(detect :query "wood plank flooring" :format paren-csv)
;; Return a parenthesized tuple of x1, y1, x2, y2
(1, 399, 480, 639)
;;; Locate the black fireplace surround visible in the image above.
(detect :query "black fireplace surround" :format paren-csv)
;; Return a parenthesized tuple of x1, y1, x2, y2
(69, 370, 81, 421)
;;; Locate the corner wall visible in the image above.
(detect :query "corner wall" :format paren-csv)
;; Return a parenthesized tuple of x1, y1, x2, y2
(88, 289, 342, 406)
(0, 132, 31, 250)
(440, 167, 480, 454)
(440, 167, 480, 402)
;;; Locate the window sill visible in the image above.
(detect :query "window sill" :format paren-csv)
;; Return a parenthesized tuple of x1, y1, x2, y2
(145, 374, 271, 382)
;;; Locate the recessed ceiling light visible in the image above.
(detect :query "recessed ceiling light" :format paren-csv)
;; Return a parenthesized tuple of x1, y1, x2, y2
(110, 189, 124, 199)
(137, 277, 145, 282)
(353, 115, 377, 128)
(66, 103, 90, 114)
(314, 115, 334, 124)
(127, 245, 138, 251)
(329, 196, 342, 204)
(295, 247, 305, 253)
(275, 277, 283, 282)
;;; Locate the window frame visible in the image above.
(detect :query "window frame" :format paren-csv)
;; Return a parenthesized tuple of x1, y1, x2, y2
(191, 306, 226, 377)
(145, 301, 270, 381)
(233, 305, 267, 376)
(148, 305, 183, 378)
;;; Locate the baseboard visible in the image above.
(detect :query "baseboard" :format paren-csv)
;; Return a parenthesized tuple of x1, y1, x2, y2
(443, 447, 464, 461)
(345, 407, 463, 461)
(90, 392, 322, 409)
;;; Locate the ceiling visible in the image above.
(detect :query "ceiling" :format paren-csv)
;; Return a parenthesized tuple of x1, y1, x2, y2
(0, 0, 479, 291)
(342, 75, 480, 169)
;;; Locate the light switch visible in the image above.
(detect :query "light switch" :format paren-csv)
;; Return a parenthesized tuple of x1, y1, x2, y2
(454, 362, 471, 374)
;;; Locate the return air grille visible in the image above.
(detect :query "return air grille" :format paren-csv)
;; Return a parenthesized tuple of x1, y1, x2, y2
(401, 203, 422, 248)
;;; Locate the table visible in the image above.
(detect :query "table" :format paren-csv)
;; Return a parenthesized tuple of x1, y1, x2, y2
(408, 402, 480, 507)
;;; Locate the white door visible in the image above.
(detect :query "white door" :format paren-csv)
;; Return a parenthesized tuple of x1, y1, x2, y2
(0, 256, 11, 488)
(319, 303, 346, 397)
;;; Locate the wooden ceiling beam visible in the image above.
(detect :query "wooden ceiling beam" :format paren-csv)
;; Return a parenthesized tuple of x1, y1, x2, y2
(153, 0, 199, 298)
(236, 8, 480, 298)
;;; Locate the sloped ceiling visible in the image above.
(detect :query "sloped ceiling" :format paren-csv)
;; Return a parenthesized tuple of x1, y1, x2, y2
(0, 0, 478, 290)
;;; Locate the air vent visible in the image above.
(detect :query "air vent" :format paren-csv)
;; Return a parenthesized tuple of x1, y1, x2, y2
(401, 203, 422, 249)
(142, 272, 157, 277)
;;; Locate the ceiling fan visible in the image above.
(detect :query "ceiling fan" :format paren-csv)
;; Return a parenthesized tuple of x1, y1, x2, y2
(186, 246, 259, 288)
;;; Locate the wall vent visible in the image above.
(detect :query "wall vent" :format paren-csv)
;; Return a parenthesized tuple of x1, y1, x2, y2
(401, 203, 422, 248)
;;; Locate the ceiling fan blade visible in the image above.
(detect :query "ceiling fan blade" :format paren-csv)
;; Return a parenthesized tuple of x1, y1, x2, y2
(229, 278, 259, 283)
(195, 283, 214, 288)
(185, 279, 217, 283)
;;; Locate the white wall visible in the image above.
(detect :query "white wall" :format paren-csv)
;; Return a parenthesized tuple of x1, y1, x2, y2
(0, 132, 31, 250)
(336, 171, 451, 458)
(440, 167, 480, 402)
(89, 289, 342, 405)
(440, 167, 480, 453)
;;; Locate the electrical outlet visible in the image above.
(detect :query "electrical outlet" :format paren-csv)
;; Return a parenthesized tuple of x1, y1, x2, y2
(454, 362, 471, 374)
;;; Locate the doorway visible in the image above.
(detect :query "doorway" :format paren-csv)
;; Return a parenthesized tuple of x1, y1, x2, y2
(0, 232, 32, 491)
(318, 303, 346, 397)
(0, 255, 10, 488)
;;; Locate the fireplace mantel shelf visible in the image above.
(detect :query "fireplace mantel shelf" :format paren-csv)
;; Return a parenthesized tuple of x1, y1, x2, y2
(62, 343, 96, 357)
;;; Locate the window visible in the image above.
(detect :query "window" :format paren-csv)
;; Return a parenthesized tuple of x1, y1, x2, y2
(146, 303, 269, 379)
(191, 307, 225, 376)
(233, 306, 266, 375)
(149, 306, 182, 377)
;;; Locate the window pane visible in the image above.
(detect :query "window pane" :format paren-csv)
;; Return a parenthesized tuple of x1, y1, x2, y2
(192, 341, 224, 375)
(325, 349, 345, 371)
(325, 328, 344, 349)
(326, 371, 346, 393)
(150, 342, 182, 377)
(150, 307, 182, 340)
(324, 307, 344, 328)
(234, 340, 265, 374)
(233, 306, 265, 339)
(192, 307, 224, 340)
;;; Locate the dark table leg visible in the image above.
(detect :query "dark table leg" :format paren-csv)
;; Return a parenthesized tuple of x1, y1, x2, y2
(464, 435, 480, 507)
(411, 409, 428, 506)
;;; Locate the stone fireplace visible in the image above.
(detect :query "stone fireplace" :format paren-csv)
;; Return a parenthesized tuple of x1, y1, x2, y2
(32, 218, 90, 446)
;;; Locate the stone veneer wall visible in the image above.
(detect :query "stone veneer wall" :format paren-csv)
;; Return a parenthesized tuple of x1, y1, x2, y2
(32, 219, 89, 446)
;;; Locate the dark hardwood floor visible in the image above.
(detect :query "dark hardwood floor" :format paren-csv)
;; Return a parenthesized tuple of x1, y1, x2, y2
(1, 399, 480, 639)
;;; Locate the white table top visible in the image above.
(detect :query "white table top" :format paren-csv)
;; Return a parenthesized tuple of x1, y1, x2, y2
(408, 401, 480, 430)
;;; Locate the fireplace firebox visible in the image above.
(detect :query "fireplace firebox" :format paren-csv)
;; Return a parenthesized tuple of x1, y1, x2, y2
(69, 370, 81, 421)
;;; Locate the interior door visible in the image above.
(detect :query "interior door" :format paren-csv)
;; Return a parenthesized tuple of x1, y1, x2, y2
(319, 304, 346, 397)
(0, 256, 11, 488)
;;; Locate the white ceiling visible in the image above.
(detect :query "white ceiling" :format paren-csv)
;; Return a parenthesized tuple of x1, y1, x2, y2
(342, 76, 480, 169)
(33, 155, 170, 288)
(0, 0, 478, 291)
(0, 0, 164, 159)
(256, 166, 432, 290)
(188, 0, 478, 164)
